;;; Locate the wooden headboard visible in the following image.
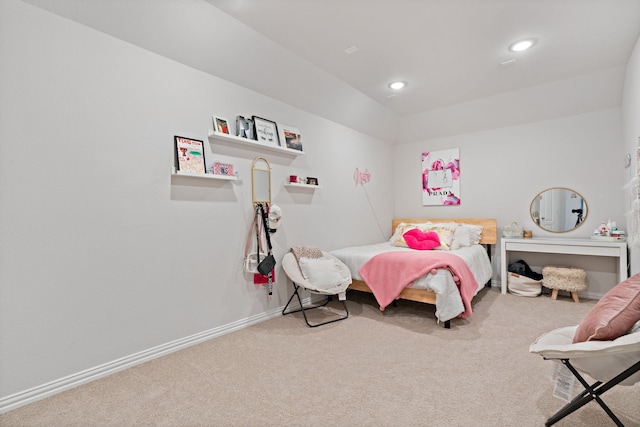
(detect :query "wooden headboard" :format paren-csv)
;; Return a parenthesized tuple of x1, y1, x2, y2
(391, 218, 497, 245)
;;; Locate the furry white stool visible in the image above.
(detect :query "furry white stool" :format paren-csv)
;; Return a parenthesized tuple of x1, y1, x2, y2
(542, 266, 587, 303)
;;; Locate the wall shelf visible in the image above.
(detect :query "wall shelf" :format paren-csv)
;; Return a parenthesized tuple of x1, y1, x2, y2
(284, 182, 322, 189)
(208, 130, 304, 157)
(171, 169, 237, 181)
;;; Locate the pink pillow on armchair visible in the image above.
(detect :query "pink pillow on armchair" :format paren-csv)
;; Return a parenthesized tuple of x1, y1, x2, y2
(573, 273, 640, 343)
(402, 229, 441, 250)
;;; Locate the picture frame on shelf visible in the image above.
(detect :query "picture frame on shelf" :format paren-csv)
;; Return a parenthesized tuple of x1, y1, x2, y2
(213, 116, 230, 134)
(213, 162, 234, 176)
(278, 124, 303, 152)
(174, 136, 206, 174)
(236, 115, 254, 139)
(252, 116, 280, 147)
(306, 177, 318, 186)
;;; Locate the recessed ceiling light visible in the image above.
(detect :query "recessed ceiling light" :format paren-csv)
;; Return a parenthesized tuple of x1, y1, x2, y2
(509, 38, 537, 52)
(388, 81, 407, 90)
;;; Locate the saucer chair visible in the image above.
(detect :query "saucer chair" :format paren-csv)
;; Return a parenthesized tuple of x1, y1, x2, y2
(281, 251, 352, 327)
(530, 273, 640, 426)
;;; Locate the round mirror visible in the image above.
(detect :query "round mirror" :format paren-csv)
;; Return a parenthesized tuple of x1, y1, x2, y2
(530, 187, 588, 233)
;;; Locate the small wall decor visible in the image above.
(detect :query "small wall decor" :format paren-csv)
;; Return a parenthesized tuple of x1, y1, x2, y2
(422, 148, 460, 206)
(306, 177, 318, 185)
(353, 167, 371, 185)
(174, 135, 206, 174)
(278, 124, 303, 151)
(236, 116, 254, 139)
(213, 162, 234, 176)
(252, 116, 280, 147)
(213, 116, 230, 134)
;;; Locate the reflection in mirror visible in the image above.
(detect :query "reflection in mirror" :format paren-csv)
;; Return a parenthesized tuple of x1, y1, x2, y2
(252, 157, 271, 204)
(530, 187, 588, 233)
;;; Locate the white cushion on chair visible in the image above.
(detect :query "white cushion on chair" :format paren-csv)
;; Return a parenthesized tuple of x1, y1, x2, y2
(530, 322, 640, 385)
(282, 251, 352, 298)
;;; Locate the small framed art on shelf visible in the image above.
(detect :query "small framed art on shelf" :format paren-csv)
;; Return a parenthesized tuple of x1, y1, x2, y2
(279, 124, 303, 152)
(213, 116, 230, 134)
(174, 135, 206, 174)
(213, 162, 234, 176)
(252, 116, 280, 147)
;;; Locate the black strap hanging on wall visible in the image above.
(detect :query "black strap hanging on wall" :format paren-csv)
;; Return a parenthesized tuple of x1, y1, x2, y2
(256, 203, 276, 298)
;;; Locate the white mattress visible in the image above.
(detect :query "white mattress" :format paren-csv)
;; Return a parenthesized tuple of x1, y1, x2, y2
(330, 243, 493, 322)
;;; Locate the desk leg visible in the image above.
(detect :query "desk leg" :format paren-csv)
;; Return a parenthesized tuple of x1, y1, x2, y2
(500, 240, 508, 294)
(620, 248, 628, 282)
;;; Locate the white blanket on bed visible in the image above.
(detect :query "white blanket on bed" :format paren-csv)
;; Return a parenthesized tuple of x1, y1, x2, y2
(330, 243, 493, 322)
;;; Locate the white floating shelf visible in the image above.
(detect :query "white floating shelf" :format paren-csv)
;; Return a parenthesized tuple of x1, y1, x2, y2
(208, 130, 304, 156)
(284, 182, 322, 189)
(171, 169, 237, 181)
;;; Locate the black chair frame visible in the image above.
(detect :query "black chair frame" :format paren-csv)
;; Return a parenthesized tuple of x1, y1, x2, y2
(544, 357, 640, 426)
(282, 282, 349, 328)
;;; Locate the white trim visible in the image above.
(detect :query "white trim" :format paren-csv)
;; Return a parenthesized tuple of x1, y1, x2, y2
(0, 306, 290, 414)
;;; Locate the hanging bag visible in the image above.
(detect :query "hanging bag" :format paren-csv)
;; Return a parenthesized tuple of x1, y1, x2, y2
(244, 207, 267, 274)
(257, 204, 276, 275)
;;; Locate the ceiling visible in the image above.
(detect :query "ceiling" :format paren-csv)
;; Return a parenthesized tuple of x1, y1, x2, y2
(17, 0, 640, 140)
(206, 0, 640, 117)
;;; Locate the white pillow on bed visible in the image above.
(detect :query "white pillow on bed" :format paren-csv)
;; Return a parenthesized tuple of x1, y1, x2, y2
(389, 222, 432, 243)
(390, 222, 482, 250)
(415, 222, 482, 250)
(391, 222, 457, 250)
(451, 224, 483, 250)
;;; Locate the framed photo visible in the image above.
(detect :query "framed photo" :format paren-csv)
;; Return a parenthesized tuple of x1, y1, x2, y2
(235, 115, 254, 139)
(252, 116, 280, 147)
(213, 116, 230, 134)
(213, 162, 234, 176)
(174, 136, 206, 174)
(306, 177, 318, 185)
(278, 124, 303, 151)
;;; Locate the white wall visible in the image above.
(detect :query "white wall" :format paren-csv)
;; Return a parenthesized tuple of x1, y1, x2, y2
(394, 108, 624, 296)
(622, 34, 640, 275)
(0, 0, 394, 404)
(20, 0, 399, 142)
(396, 67, 625, 143)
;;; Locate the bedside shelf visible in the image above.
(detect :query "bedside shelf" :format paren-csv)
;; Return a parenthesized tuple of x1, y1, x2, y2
(208, 130, 304, 157)
(171, 169, 237, 181)
(284, 182, 322, 189)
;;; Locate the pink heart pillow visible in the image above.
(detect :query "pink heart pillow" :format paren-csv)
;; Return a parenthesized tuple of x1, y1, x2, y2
(402, 229, 441, 250)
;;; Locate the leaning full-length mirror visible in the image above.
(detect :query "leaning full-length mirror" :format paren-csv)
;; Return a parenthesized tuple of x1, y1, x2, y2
(251, 157, 271, 204)
(530, 187, 588, 233)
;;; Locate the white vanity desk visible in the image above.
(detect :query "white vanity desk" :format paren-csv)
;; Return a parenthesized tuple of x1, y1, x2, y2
(500, 238, 628, 295)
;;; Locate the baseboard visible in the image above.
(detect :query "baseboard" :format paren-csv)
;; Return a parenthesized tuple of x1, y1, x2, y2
(0, 305, 292, 414)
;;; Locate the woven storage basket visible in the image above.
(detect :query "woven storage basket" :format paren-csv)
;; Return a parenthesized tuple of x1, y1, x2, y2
(542, 266, 587, 292)
(507, 272, 542, 297)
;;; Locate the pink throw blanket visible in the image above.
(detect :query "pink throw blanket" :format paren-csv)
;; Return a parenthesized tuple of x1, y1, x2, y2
(359, 251, 479, 318)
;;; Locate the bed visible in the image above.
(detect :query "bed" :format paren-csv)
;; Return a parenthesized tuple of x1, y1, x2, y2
(331, 218, 497, 328)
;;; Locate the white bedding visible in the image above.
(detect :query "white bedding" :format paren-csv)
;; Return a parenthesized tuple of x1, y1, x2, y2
(330, 243, 493, 322)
